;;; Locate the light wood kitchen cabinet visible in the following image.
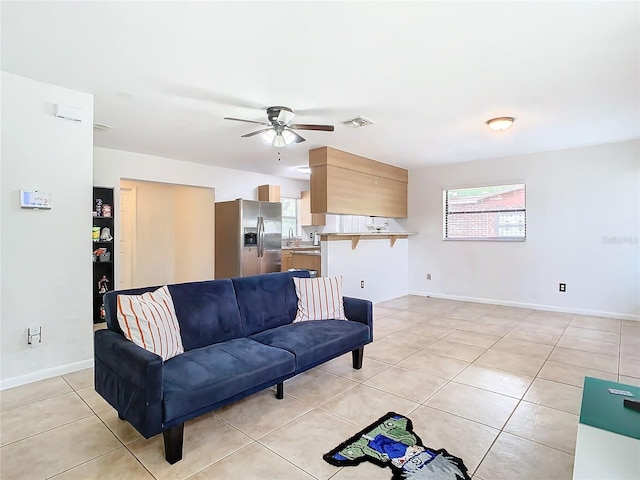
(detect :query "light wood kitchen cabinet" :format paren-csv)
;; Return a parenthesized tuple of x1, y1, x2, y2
(300, 190, 326, 226)
(290, 253, 321, 276)
(309, 147, 408, 218)
(281, 250, 293, 272)
(258, 184, 280, 202)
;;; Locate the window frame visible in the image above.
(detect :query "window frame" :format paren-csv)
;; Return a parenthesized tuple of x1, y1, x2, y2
(443, 183, 526, 242)
(281, 196, 299, 238)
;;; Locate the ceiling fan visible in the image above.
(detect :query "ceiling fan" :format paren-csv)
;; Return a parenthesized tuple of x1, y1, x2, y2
(224, 106, 334, 148)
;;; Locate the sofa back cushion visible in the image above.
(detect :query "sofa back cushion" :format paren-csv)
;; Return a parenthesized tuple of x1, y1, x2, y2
(103, 279, 244, 351)
(168, 280, 244, 350)
(232, 270, 310, 336)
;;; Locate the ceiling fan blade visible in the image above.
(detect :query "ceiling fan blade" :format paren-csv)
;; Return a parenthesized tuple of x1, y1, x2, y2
(241, 128, 273, 138)
(224, 117, 270, 126)
(289, 124, 335, 132)
(286, 129, 306, 143)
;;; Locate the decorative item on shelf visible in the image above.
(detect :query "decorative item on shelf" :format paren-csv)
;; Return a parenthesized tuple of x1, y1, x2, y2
(93, 248, 102, 262)
(97, 275, 109, 295)
(365, 221, 389, 233)
(93, 248, 111, 262)
(92, 227, 101, 241)
(102, 204, 112, 217)
(100, 227, 113, 241)
(99, 304, 106, 321)
(95, 198, 103, 216)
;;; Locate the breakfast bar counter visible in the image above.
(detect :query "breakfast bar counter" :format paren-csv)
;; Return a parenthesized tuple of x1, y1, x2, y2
(319, 232, 416, 249)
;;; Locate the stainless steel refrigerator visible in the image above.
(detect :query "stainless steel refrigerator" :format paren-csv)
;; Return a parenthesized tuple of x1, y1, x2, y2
(215, 199, 282, 278)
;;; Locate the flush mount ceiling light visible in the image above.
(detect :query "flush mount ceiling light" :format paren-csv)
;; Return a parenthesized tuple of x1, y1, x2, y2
(486, 116, 516, 131)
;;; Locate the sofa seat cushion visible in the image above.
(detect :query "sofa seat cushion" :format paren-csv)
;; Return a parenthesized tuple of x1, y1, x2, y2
(162, 338, 295, 422)
(249, 320, 370, 371)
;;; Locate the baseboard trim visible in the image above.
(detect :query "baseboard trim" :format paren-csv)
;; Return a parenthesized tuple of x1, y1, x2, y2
(409, 290, 640, 322)
(0, 358, 94, 391)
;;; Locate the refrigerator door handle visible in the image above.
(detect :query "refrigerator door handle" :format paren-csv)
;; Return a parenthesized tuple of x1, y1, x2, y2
(258, 216, 265, 258)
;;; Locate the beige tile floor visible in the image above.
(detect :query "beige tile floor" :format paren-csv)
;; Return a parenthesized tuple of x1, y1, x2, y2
(1, 295, 638, 479)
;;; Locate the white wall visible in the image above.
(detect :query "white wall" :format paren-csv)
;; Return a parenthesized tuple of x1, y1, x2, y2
(402, 140, 640, 320)
(174, 184, 215, 284)
(323, 238, 409, 304)
(1, 72, 94, 388)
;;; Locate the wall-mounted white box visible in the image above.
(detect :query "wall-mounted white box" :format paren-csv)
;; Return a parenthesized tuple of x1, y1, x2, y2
(55, 104, 83, 122)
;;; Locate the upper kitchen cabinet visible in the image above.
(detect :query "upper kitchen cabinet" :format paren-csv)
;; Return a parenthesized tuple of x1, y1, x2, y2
(258, 184, 281, 202)
(300, 190, 326, 226)
(309, 147, 408, 218)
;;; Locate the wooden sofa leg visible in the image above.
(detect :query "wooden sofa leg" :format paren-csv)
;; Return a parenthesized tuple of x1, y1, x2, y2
(163, 423, 184, 464)
(352, 347, 364, 370)
(276, 382, 284, 399)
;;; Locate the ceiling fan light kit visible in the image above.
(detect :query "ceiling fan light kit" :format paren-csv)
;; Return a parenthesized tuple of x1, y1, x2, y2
(486, 116, 516, 131)
(261, 130, 276, 144)
(225, 106, 334, 148)
(272, 133, 286, 148)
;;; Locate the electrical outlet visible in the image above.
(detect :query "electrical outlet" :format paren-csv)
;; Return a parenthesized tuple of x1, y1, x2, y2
(559, 283, 566, 292)
(426, 273, 432, 280)
(309, 232, 313, 239)
(360, 280, 365, 288)
(27, 326, 42, 346)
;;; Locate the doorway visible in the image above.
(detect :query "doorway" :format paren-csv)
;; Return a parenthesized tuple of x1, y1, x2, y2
(119, 179, 215, 288)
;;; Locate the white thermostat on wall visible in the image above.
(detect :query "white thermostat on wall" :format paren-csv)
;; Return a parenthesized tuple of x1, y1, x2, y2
(20, 190, 52, 209)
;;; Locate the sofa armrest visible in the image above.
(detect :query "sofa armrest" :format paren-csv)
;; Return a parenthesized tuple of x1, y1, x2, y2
(94, 329, 164, 437)
(343, 296, 373, 342)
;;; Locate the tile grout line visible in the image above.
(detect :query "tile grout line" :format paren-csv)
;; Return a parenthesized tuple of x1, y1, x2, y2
(458, 309, 573, 476)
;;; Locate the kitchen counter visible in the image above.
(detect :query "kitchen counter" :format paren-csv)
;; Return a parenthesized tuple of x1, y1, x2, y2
(290, 250, 320, 256)
(320, 232, 416, 236)
(319, 232, 415, 249)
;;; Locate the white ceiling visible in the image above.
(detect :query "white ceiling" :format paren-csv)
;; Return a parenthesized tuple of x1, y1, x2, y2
(2, 1, 638, 179)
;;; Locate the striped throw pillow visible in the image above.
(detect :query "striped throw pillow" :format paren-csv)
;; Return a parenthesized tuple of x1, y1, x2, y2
(116, 285, 184, 361)
(293, 276, 346, 322)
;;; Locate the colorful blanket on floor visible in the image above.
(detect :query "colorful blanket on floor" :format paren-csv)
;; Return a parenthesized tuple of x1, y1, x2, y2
(323, 412, 471, 480)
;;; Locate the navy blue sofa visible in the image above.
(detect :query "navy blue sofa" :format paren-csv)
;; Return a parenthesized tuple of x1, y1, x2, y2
(94, 271, 373, 464)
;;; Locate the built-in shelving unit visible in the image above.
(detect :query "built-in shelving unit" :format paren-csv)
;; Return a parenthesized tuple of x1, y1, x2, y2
(92, 187, 115, 323)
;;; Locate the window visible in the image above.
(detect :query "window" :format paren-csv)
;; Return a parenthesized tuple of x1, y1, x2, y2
(443, 183, 526, 241)
(281, 197, 298, 238)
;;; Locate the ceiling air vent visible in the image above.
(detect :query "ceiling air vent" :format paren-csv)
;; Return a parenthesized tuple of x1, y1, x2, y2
(93, 123, 112, 132)
(342, 116, 375, 128)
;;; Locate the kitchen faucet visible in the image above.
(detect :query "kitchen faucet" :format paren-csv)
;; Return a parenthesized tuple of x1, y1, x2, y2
(287, 227, 294, 246)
